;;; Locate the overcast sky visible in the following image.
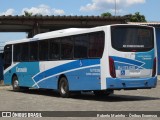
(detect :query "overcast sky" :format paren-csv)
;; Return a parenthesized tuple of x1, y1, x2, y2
(0, 0, 159, 42)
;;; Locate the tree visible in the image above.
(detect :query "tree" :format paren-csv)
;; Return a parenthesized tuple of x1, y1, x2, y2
(24, 11, 33, 17)
(101, 12, 112, 17)
(129, 12, 146, 22)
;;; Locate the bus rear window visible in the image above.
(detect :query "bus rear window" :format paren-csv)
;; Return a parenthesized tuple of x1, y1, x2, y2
(111, 26, 154, 52)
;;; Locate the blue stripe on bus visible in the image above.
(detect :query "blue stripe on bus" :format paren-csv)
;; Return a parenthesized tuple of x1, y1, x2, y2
(111, 56, 144, 67)
(33, 59, 100, 82)
(37, 66, 101, 90)
(110, 49, 154, 69)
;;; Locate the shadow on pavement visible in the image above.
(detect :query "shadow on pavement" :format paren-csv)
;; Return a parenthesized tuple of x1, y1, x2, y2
(8, 89, 160, 102)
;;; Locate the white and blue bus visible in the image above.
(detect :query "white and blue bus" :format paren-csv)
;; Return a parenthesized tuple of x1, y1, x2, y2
(4, 24, 157, 97)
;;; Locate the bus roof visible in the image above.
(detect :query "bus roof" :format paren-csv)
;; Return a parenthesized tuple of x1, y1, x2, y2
(33, 28, 87, 38)
(5, 24, 152, 45)
(5, 38, 30, 45)
(6, 26, 105, 44)
(33, 26, 105, 40)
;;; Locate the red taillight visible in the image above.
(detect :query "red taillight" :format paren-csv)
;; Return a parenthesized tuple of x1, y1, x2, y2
(109, 57, 116, 78)
(152, 57, 157, 77)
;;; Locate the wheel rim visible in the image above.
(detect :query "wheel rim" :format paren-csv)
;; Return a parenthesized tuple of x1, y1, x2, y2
(60, 81, 67, 94)
(13, 79, 19, 89)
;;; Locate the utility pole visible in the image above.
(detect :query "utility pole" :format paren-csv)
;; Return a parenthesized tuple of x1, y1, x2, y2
(115, 0, 117, 16)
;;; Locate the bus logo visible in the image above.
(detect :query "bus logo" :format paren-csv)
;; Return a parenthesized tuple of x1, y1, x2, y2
(16, 67, 27, 73)
(79, 60, 83, 67)
(121, 70, 125, 75)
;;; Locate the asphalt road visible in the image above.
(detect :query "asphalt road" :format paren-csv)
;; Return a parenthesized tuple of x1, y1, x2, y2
(0, 80, 160, 120)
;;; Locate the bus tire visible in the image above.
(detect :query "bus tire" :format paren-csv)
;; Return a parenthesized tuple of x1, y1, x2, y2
(12, 76, 20, 92)
(58, 77, 70, 98)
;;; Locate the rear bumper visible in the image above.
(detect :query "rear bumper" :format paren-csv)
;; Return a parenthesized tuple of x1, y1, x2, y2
(106, 77, 157, 90)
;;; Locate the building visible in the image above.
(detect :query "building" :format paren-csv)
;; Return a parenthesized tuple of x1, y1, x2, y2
(0, 15, 127, 37)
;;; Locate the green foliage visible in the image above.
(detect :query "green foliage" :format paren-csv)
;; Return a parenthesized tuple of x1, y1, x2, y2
(101, 12, 112, 17)
(24, 11, 33, 17)
(129, 12, 146, 22)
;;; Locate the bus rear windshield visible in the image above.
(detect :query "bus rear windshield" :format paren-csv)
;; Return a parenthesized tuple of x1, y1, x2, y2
(111, 26, 154, 52)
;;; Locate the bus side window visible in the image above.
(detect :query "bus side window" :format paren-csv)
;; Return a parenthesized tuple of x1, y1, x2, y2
(13, 44, 21, 62)
(4, 45, 12, 69)
(30, 42, 38, 61)
(49, 39, 60, 60)
(21, 43, 29, 61)
(74, 34, 88, 59)
(61, 37, 73, 59)
(39, 40, 48, 61)
(88, 32, 105, 58)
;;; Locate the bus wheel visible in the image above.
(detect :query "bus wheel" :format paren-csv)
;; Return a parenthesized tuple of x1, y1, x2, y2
(12, 76, 20, 92)
(59, 77, 70, 98)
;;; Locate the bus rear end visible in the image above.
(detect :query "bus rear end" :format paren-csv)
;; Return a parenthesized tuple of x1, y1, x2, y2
(107, 25, 157, 90)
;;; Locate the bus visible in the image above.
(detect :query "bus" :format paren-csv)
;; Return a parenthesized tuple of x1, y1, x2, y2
(3, 24, 157, 97)
(0, 42, 5, 81)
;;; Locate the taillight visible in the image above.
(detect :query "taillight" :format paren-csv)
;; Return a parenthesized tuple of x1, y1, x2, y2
(109, 57, 116, 78)
(152, 57, 157, 77)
